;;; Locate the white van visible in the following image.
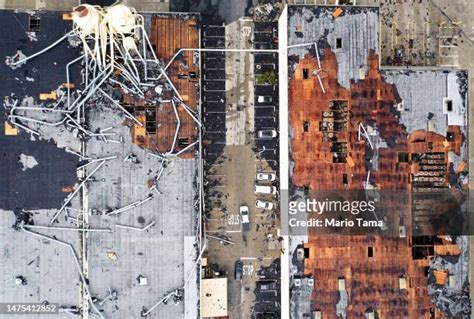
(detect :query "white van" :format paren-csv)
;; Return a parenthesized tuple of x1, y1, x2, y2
(257, 96, 273, 103)
(255, 185, 277, 195)
(256, 200, 274, 210)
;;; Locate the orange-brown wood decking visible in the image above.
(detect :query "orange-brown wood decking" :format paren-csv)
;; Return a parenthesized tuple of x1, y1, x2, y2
(304, 236, 459, 318)
(290, 49, 464, 191)
(129, 15, 199, 158)
(289, 49, 464, 318)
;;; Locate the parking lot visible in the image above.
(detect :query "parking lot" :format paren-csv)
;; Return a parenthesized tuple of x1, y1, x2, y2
(204, 146, 280, 318)
(201, 19, 281, 319)
(202, 24, 226, 165)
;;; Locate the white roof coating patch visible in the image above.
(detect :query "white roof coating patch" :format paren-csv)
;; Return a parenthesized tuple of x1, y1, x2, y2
(446, 72, 466, 126)
(19, 153, 38, 171)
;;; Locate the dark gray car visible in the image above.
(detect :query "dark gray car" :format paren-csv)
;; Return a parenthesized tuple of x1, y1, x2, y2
(234, 260, 243, 281)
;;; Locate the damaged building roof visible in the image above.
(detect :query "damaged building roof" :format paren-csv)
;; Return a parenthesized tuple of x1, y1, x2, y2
(0, 7, 201, 319)
(287, 4, 470, 319)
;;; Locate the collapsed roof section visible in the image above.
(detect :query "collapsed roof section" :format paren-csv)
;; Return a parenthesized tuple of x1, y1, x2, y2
(128, 15, 200, 158)
(287, 5, 468, 223)
(5, 4, 201, 159)
(289, 49, 467, 194)
(302, 235, 470, 318)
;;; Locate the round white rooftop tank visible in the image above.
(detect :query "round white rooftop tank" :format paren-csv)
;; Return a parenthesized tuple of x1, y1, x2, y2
(71, 5, 100, 35)
(105, 5, 136, 34)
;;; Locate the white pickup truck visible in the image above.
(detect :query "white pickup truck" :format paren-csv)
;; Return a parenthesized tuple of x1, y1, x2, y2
(239, 206, 250, 232)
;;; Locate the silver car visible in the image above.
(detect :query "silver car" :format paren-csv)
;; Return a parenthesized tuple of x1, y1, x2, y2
(256, 172, 276, 182)
(257, 130, 277, 139)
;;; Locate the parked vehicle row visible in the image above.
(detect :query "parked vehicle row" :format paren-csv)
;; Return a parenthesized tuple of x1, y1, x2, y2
(254, 22, 279, 170)
(254, 170, 277, 211)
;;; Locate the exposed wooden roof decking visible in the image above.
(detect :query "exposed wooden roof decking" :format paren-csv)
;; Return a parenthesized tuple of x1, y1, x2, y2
(129, 15, 200, 158)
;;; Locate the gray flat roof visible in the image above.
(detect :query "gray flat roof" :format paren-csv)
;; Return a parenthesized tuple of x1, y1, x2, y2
(287, 5, 379, 88)
(381, 69, 468, 135)
(0, 210, 82, 319)
(83, 105, 199, 318)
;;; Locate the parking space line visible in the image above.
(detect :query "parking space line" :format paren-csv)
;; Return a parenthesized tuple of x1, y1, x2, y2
(226, 230, 242, 233)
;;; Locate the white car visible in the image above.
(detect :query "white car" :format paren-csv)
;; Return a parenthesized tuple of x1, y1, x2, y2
(256, 200, 274, 210)
(257, 130, 277, 139)
(255, 185, 277, 195)
(256, 172, 276, 182)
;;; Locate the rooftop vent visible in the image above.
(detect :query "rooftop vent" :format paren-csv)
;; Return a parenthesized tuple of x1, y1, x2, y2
(445, 99, 453, 112)
(303, 68, 309, 79)
(28, 16, 41, 32)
